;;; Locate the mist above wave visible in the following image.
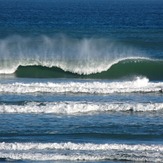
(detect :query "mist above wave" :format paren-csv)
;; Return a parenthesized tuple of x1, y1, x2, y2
(0, 35, 141, 74)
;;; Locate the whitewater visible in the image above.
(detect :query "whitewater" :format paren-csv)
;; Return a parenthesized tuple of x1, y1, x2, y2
(1, 101, 163, 114)
(0, 142, 163, 162)
(0, 77, 163, 94)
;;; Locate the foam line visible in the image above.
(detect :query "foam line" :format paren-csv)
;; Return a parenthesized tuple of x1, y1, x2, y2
(0, 142, 162, 162)
(0, 101, 163, 114)
(0, 77, 162, 94)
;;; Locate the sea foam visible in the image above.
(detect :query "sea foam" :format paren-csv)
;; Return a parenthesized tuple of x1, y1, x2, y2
(0, 142, 162, 162)
(0, 77, 162, 94)
(0, 101, 163, 114)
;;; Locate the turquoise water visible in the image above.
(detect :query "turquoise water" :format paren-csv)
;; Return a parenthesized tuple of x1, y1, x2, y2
(0, 0, 163, 162)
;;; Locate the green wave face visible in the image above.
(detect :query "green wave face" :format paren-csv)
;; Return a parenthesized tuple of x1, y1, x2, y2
(90, 59, 163, 80)
(15, 59, 163, 81)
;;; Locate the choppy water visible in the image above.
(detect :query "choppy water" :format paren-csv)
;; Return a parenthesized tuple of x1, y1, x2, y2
(0, 0, 163, 162)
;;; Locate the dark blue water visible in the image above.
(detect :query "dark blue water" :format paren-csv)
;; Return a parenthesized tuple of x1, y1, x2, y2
(0, 0, 163, 162)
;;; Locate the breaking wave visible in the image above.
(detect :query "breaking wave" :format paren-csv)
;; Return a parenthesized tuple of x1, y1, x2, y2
(1, 35, 161, 79)
(0, 35, 162, 80)
(14, 58, 163, 80)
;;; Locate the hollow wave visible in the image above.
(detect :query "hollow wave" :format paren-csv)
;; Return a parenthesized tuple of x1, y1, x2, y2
(1, 35, 162, 80)
(13, 58, 163, 80)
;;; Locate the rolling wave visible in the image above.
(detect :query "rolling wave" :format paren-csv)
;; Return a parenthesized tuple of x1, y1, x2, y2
(0, 142, 163, 162)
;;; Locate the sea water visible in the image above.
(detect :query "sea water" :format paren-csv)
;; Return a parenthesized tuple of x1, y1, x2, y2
(0, 0, 163, 162)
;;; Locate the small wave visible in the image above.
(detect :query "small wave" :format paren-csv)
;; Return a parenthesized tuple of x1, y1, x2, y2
(0, 101, 163, 114)
(0, 142, 163, 162)
(0, 77, 162, 94)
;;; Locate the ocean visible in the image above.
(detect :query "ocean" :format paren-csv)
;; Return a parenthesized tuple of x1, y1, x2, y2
(0, 0, 163, 162)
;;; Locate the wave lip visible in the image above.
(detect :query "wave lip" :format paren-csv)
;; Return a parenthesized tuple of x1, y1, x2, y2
(0, 142, 163, 162)
(0, 77, 162, 94)
(1, 101, 163, 115)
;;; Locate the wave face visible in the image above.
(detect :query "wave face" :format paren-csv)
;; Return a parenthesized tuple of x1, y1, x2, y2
(0, 142, 163, 162)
